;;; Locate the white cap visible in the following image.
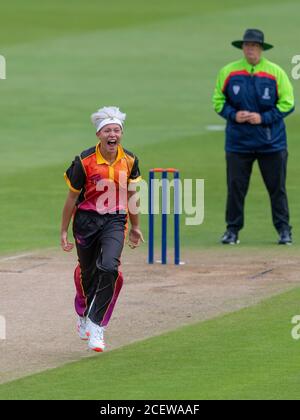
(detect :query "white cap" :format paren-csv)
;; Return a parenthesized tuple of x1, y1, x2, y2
(96, 117, 123, 133)
(91, 106, 126, 133)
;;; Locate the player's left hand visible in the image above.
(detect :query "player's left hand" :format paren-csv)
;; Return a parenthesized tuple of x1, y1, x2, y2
(128, 227, 145, 249)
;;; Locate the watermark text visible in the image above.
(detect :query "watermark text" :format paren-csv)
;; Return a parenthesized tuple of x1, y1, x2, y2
(291, 315, 300, 340)
(0, 55, 6, 80)
(291, 55, 300, 80)
(0, 315, 6, 340)
(92, 173, 205, 226)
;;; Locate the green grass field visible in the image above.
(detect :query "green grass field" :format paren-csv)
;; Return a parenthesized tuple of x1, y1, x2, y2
(1, 287, 300, 400)
(1, 0, 300, 400)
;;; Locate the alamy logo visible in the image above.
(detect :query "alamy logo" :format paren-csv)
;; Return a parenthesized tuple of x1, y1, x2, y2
(262, 87, 271, 100)
(94, 172, 205, 226)
(291, 55, 300, 80)
(0, 315, 6, 340)
(0, 55, 6, 80)
(233, 85, 240, 95)
(291, 315, 300, 340)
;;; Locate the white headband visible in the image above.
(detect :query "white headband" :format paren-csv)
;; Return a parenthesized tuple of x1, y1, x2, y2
(96, 118, 123, 133)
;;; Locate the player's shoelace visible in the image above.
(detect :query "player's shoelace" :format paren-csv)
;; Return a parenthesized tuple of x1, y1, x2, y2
(94, 326, 104, 341)
(78, 317, 86, 330)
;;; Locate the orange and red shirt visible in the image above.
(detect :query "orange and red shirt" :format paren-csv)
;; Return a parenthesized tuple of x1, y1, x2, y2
(64, 143, 141, 214)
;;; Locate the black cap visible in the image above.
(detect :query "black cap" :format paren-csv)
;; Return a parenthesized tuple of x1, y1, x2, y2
(232, 29, 273, 50)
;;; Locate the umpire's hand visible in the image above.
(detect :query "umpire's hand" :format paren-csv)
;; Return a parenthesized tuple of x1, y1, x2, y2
(247, 112, 262, 125)
(236, 111, 251, 123)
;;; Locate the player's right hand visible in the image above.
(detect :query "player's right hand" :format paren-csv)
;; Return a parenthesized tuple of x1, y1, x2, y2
(61, 231, 74, 252)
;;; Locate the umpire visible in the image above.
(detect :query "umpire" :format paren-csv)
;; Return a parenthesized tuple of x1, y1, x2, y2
(213, 29, 295, 245)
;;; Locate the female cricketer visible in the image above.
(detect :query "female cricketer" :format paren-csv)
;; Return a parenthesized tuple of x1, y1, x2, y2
(61, 106, 144, 352)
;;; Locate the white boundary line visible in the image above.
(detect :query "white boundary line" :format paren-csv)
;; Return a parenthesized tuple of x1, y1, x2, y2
(206, 125, 225, 131)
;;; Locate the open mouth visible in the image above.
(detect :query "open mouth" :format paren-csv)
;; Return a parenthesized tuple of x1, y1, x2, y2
(107, 140, 117, 146)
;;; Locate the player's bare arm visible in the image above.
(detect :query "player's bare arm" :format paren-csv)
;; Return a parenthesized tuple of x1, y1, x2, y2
(127, 190, 144, 249)
(60, 190, 80, 252)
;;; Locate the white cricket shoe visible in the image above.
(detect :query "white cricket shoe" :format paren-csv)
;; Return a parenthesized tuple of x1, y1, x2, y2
(87, 319, 106, 352)
(77, 316, 89, 341)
